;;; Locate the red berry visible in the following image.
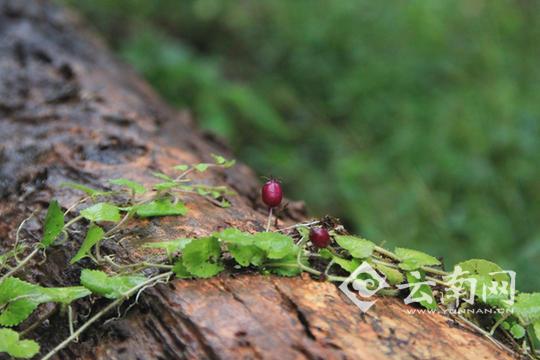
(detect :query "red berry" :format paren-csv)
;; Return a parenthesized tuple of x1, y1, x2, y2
(310, 227, 331, 248)
(261, 179, 283, 208)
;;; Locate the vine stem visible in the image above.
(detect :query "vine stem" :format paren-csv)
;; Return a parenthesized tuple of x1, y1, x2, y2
(374, 245, 400, 261)
(0, 247, 40, 283)
(489, 313, 510, 335)
(274, 220, 320, 233)
(41, 271, 173, 360)
(265, 208, 273, 232)
(14, 210, 37, 262)
(64, 215, 83, 229)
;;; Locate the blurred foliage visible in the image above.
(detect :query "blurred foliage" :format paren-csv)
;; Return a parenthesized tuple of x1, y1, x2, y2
(61, 0, 540, 290)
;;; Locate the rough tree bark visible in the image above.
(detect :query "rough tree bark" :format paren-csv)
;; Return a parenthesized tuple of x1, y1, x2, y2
(0, 1, 517, 359)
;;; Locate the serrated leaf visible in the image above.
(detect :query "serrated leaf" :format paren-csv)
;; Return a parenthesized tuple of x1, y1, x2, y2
(373, 262, 405, 285)
(194, 163, 210, 172)
(60, 182, 111, 197)
(512, 293, 540, 325)
(0, 328, 40, 359)
(0, 277, 90, 326)
(80, 203, 121, 223)
(80, 270, 146, 299)
(110, 178, 147, 194)
(70, 225, 104, 264)
(181, 237, 223, 278)
(253, 232, 296, 259)
(509, 323, 526, 339)
(395, 247, 440, 271)
(41, 200, 64, 248)
(144, 238, 192, 257)
(132, 198, 187, 218)
(334, 235, 375, 259)
(404, 271, 438, 310)
(0, 300, 38, 327)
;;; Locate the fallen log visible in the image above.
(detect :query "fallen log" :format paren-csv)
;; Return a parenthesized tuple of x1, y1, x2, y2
(0, 1, 518, 359)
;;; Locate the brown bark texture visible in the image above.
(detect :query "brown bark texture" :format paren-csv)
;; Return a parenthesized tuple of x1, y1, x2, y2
(0, 1, 518, 359)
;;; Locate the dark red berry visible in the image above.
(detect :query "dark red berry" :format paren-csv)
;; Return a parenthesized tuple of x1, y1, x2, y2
(261, 179, 283, 208)
(310, 227, 331, 248)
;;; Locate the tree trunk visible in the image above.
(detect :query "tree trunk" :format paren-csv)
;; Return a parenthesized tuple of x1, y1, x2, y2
(0, 1, 517, 359)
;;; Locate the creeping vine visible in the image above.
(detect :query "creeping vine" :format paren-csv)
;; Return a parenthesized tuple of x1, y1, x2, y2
(0, 154, 539, 359)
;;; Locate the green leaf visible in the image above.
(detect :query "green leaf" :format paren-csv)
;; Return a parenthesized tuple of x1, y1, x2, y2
(216, 228, 254, 246)
(334, 235, 375, 259)
(80, 270, 146, 299)
(454, 259, 506, 279)
(70, 225, 104, 264)
(153, 182, 178, 191)
(181, 237, 223, 278)
(172, 261, 192, 278)
(41, 200, 64, 248)
(253, 232, 296, 259)
(333, 256, 361, 273)
(110, 178, 147, 194)
(151, 172, 173, 181)
(144, 238, 192, 257)
(450, 259, 512, 306)
(534, 321, 540, 342)
(218, 199, 231, 208)
(0, 277, 90, 326)
(404, 271, 438, 310)
(512, 292, 540, 325)
(372, 262, 405, 285)
(216, 228, 265, 266)
(132, 198, 187, 218)
(0, 300, 37, 327)
(509, 323, 526, 339)
(229, 243, 265, 266)
(80, 203, 121, 223)
(38, 287, 91, 304)
(173, 164, 189, 171)
(318, 248, 333, 260)
(211, 154, 226, 165)
(297, 226, 310, 239)
(395, 247, 440, 271)
(194, 163, 211, 172)
(264, 253, 303, 276)
(211, 154, 236, 168)
(0, 328, 40, 359)
(60, 181, 110, 196)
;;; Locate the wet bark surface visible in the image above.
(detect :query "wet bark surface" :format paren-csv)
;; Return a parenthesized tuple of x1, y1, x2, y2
(0, 1, 518, 359)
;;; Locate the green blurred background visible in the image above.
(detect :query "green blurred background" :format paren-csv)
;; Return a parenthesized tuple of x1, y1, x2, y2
(61, 0, 540, 290)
